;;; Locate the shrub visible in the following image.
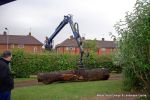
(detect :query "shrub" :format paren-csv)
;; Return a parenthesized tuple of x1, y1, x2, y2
(10, 49, 120, 78)
(11, 49, 30, 78)
(11, 50, 78, 77)
(115, 0, 150, 93)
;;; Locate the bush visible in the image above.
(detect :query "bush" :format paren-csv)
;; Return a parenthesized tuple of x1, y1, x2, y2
(11, 50, 78, 78)
(10, 49, 120, 78)
(115, 0, 150, 93)
(83, 51, 122, 73)
(11, 49, 30, 78)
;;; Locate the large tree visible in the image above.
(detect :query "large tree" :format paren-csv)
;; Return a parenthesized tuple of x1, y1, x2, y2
(115, 0, 150, 93)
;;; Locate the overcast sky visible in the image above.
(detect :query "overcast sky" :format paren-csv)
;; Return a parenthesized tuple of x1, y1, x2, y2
(0, 0, 136, 45)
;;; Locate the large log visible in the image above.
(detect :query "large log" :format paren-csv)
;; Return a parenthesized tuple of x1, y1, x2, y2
(37, 68, 109, 84)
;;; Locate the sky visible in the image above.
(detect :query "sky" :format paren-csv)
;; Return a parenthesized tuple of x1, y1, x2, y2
(0, 0, 137, 45)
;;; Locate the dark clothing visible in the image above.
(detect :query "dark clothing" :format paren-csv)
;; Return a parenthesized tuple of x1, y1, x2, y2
(0, 91, 11, 100)
(0, 58, 14, 92)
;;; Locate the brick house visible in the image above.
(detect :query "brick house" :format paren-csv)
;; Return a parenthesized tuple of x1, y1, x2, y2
(55, 36, 117, 55)
(0, 32, 43, 53)
(55, 36, 81, 54)
(96, 38, 117, 55)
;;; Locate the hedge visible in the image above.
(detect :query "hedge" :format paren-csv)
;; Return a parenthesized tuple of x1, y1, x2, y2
(9, 49, 121, 78)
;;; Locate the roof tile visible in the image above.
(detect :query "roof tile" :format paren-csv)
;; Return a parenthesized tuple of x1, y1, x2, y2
(0, 35, 43, 45)
(56, 38, 117, 48)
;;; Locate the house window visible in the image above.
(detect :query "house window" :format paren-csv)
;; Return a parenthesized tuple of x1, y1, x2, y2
(110, 48, 116, 52)
(111, 48, 114, 52)
(11, 44, 15, 48)
(34, 47, 37, 53)
(18, 44, 24, 48)
(66, 47, 75, 51)
(101, 48, 106, 51)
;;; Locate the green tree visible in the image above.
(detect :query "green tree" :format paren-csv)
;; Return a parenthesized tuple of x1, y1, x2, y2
(115, 0, 150, 93)
(83, 39, 98, 52)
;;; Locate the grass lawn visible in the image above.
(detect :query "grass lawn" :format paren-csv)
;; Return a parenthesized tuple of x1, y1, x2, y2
(12, 80, 122, 100)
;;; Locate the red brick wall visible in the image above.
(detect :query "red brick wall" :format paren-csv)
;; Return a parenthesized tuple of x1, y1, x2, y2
(56, 47, 80, 54)
(97, 48, 116, 55)
(0, 44, 42, 53)
(0, 44, 7, 52)
(24, 45, 42, 53)
(56, 47, 116, 55)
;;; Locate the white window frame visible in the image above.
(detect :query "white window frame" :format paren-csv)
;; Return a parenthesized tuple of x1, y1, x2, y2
(66, 47, 75, 51)
(101, 48, 106, 51)
(11, 44, 15, 48)
(18, 44, 24, 48)
(34, 47, 37, 53)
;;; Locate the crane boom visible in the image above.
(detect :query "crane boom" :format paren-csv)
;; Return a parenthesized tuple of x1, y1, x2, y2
(45, 15, 84, 68)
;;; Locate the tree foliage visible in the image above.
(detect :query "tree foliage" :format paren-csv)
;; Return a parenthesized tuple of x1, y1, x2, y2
(115, 0, 150, 93)
(83, 39, 98, 52)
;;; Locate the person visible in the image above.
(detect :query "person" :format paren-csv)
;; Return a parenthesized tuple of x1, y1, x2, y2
(0, 51, 14, 100)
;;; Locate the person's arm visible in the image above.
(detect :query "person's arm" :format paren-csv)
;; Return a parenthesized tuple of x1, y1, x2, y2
(0, 65, 8, 81)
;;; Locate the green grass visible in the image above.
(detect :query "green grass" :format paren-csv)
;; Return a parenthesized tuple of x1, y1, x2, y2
(12, 80, 122, 100)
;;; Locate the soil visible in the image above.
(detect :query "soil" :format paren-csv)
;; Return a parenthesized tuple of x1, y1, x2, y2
(14, 80, 41, 88)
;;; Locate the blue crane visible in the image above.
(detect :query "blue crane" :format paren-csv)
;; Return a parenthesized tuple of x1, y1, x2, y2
(45, 14, 84, 68)
(0, 0, 16, 6)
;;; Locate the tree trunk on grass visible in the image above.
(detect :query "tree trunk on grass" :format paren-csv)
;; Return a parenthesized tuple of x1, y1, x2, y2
(37, 68, 109, 84)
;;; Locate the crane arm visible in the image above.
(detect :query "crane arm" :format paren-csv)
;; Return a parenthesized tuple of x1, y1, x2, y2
(45, 15, 84, 68)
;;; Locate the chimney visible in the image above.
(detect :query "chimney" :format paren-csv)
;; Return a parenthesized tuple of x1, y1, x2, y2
(3, 31, 7, 35)
(29, 32, 31, 36)
(113, 38, 116, 41)
(82, 37, 85, 40)
(70, 35, 74, 39)
(102, 38, 105, 41)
